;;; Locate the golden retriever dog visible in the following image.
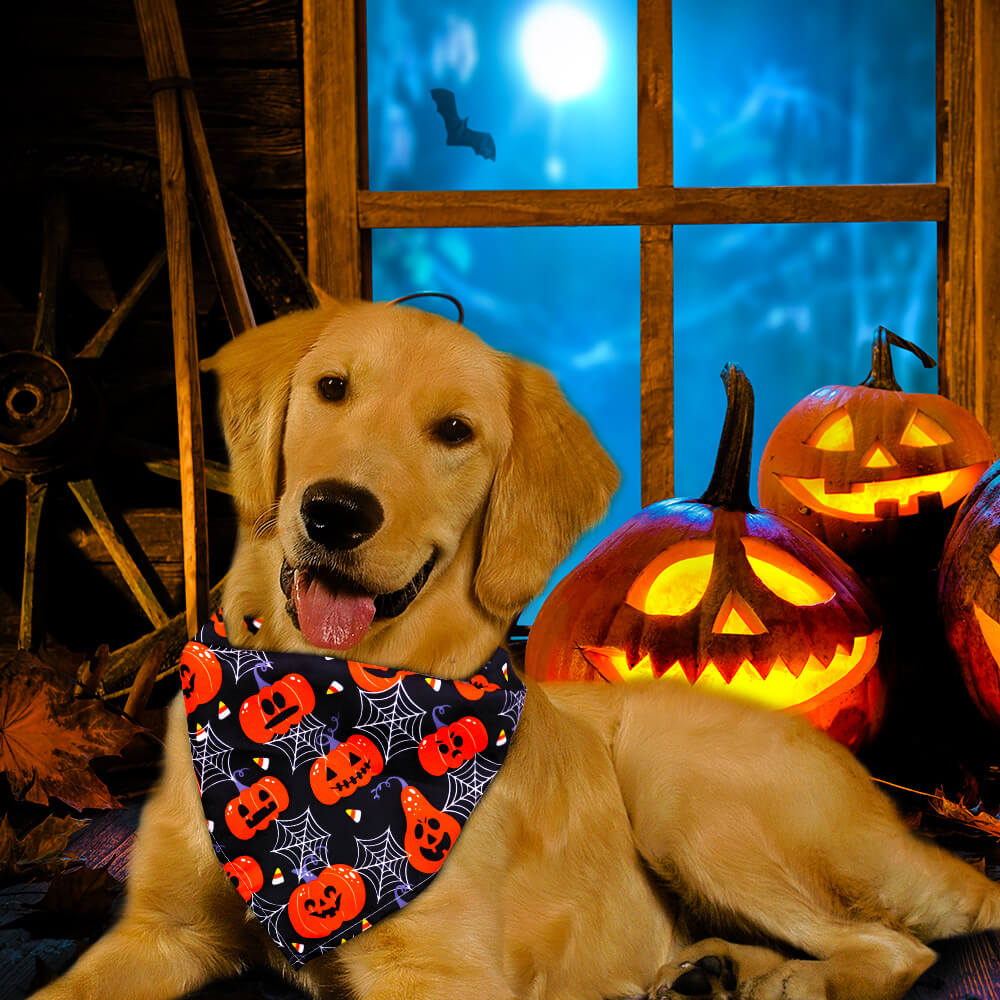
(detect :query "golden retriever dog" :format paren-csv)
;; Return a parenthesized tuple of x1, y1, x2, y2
(33, 301, 1000, 1000)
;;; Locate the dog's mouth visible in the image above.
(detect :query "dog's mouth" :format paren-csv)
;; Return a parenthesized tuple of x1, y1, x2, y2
(280, 553, 437, 651)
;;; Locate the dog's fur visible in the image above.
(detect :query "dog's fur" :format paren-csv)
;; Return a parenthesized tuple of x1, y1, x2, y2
(34, 302, 1000, 1000)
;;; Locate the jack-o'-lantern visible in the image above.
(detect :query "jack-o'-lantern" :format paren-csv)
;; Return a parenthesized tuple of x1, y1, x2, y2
(179, 642, 222, 714)
(759, 327, 993, 571)
(239, 673, 316, 743)
(348, 662, 411, 692)
(309, 734, 384, 805)
(526, 365, 886, 750)
(401, 786, 461, 874)
(454, 674, 500, 701)
(288, 864, 366, 939)
(224, 776, 289, 840)
(939, 460, 1000, 726)
(418, 717, 487, 776)
(223, 855, 263, 901)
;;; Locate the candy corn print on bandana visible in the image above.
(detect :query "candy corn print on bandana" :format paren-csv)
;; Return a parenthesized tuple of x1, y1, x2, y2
(181, 611, 525, 966)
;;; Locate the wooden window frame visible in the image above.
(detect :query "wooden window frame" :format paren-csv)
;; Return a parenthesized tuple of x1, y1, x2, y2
(303, 0, 999, 506)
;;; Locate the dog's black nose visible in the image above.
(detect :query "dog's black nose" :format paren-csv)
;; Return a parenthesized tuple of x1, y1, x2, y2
(301, 480, 384, 551)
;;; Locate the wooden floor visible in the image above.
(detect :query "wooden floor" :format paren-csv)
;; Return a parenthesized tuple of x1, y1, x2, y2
(3, 805, 998, 1000)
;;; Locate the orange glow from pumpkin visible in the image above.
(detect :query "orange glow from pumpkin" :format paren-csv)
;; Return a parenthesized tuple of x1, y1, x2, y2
(712, 591, 767, 634)
(775, 463, 989, 521)
(861, 442, 897, 468)
(740, 538, 835, 606)
(807, 408, 854, 451)
(989, 541, 1000, 577)
(901, 410, 954, 447)
(973, 605, 1000, 668)
(580, 630, 881, 713)
(626, 541, 714, 616)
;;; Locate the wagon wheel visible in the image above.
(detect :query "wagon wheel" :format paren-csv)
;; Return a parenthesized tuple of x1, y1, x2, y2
(0, 144, 317, 700)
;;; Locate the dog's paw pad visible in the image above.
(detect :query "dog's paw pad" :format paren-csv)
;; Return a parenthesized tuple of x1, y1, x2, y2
(648, 955, 738, 999)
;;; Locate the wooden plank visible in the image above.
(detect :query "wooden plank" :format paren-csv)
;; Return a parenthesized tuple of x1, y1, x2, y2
(19, 481, 47, 651)
(357, 184, 949, 230)
(304, 0, 363, 299)
(638, 0, 674, 505)
(938, 0, 976, 421)
(975, 0, 1000, 445)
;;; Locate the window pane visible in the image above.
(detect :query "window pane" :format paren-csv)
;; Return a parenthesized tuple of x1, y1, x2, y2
(371, 226, 640, 623)
(673, 222, 938, 503)
(366, 0, 637, 190)
(673, 0, 935, 186)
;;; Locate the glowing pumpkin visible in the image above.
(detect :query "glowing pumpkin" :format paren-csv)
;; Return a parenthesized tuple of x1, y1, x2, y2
(526, 365, 886, 750)
(759, 327, 993, 571)
(939, 460, 1000, 726)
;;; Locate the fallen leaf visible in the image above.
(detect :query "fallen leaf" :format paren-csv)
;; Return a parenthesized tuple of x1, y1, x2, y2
(0, 815, 86, 879)
(0, 651, 140, 810)
(929, 787, 1000, 840)
(42, 865, 122, 917)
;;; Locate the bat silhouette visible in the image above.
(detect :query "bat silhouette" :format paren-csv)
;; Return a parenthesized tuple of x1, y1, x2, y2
(430, 88, 496, 161)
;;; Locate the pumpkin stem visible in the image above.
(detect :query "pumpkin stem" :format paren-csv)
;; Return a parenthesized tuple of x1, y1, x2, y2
(699, 364, 757, 512)
(861, 326, 936, 391)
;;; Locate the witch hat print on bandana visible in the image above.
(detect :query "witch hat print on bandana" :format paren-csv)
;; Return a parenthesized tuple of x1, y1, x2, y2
(182, 612, 526, 967)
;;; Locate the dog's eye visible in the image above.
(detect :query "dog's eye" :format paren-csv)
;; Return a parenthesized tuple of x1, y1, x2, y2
(435, 417, 473, 445)
(318, 376, 347, 401)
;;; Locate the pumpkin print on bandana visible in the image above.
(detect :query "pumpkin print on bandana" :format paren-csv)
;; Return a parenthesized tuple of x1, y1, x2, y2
(184, 614, 525, 967)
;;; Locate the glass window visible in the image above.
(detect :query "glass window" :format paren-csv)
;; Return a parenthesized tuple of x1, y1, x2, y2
(673, 0, 935, 186)
(371, 226, 641, 623)
(673, 222, 939, 502)
(366, 0, 637, 190)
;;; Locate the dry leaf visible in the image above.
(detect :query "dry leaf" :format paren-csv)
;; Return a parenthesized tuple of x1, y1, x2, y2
(929, 786, 1000, 840)
(0, 651, 140, 810)
(42, 865, 122, 917)
(0, 815, 86, 878)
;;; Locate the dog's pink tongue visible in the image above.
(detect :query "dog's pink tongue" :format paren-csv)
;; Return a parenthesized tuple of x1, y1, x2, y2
(293, 572, 375, 651)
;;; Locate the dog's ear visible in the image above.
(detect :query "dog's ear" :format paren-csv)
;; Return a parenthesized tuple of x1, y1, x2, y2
(200, 307, 337, 530)
(475, 358, 620, 622)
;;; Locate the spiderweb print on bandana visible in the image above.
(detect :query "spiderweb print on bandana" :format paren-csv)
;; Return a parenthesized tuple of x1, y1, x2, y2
(443, 755, 502, 820)
(252, 892, 296, 954)
(212, 646, 274, 686)
(265, 713, 339, 771)
(190, 722, 236, 794)
(355, 682, 428, 761)
(499, 684, 526, 730)
(269, 805, 332, 879)
(353, 825, 411, 903)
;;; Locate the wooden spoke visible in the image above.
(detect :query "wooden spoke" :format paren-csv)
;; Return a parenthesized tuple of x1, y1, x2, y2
(143, 456, 232, 495)
(67, 477, 172, 628)
(19, 480, 48, 650)
(32, 188, 70, 356)
(76, 248, 167, 360)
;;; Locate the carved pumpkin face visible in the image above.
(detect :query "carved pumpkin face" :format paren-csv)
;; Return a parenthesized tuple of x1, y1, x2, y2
(309, 734, 384, 805)
(401, 786, 461, 874)
(239, 673, 316, 743)
(223, 855, 263, 901)
(759, 329, 993, 569)
(417, 717, 487, 776)
(526, 365, 886, 750)
(224, 776, 289, 840)
(288, 864, 366, 939)
(939, 459, 1000, 726)
(348, 662, 411, 692)
(179, 642, 222, 714)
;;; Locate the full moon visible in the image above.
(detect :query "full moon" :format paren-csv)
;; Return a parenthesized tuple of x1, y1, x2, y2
(518, 3, 608, 102)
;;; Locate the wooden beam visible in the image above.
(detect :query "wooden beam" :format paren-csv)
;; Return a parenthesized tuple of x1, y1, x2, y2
(303, 0, 363, 299)
(358, 184, 948, 230)
(638, 0, 674, 505)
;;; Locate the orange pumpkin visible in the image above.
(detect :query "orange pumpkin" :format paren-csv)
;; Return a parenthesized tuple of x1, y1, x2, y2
(758, 327, 993, 571)
(222, 855, 263, 902)
(223, 776, 290, 840)
(939, 459, 1000, 726)
(238, 673, 316, 743)
(287, 864, 366, 939)
(179, 642, 222, 714)
(526, 365, 886, 750)
(309, 734, 384, 805)
(401, 786, 461, 874)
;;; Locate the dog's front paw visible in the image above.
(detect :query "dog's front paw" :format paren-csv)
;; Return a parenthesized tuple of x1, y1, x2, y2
(647, 955, 738, 999)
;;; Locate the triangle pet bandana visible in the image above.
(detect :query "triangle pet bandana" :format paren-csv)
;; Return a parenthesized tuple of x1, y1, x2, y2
(181, 611, 525, 967)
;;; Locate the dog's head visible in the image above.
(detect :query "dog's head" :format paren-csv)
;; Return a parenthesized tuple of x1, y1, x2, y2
(203, 301, 618, 670)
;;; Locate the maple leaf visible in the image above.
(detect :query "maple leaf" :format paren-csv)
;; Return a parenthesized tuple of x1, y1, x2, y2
(0, 815, 86, 879)
(929, 786, 1000, 840)
(0, 652, 140, 810)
